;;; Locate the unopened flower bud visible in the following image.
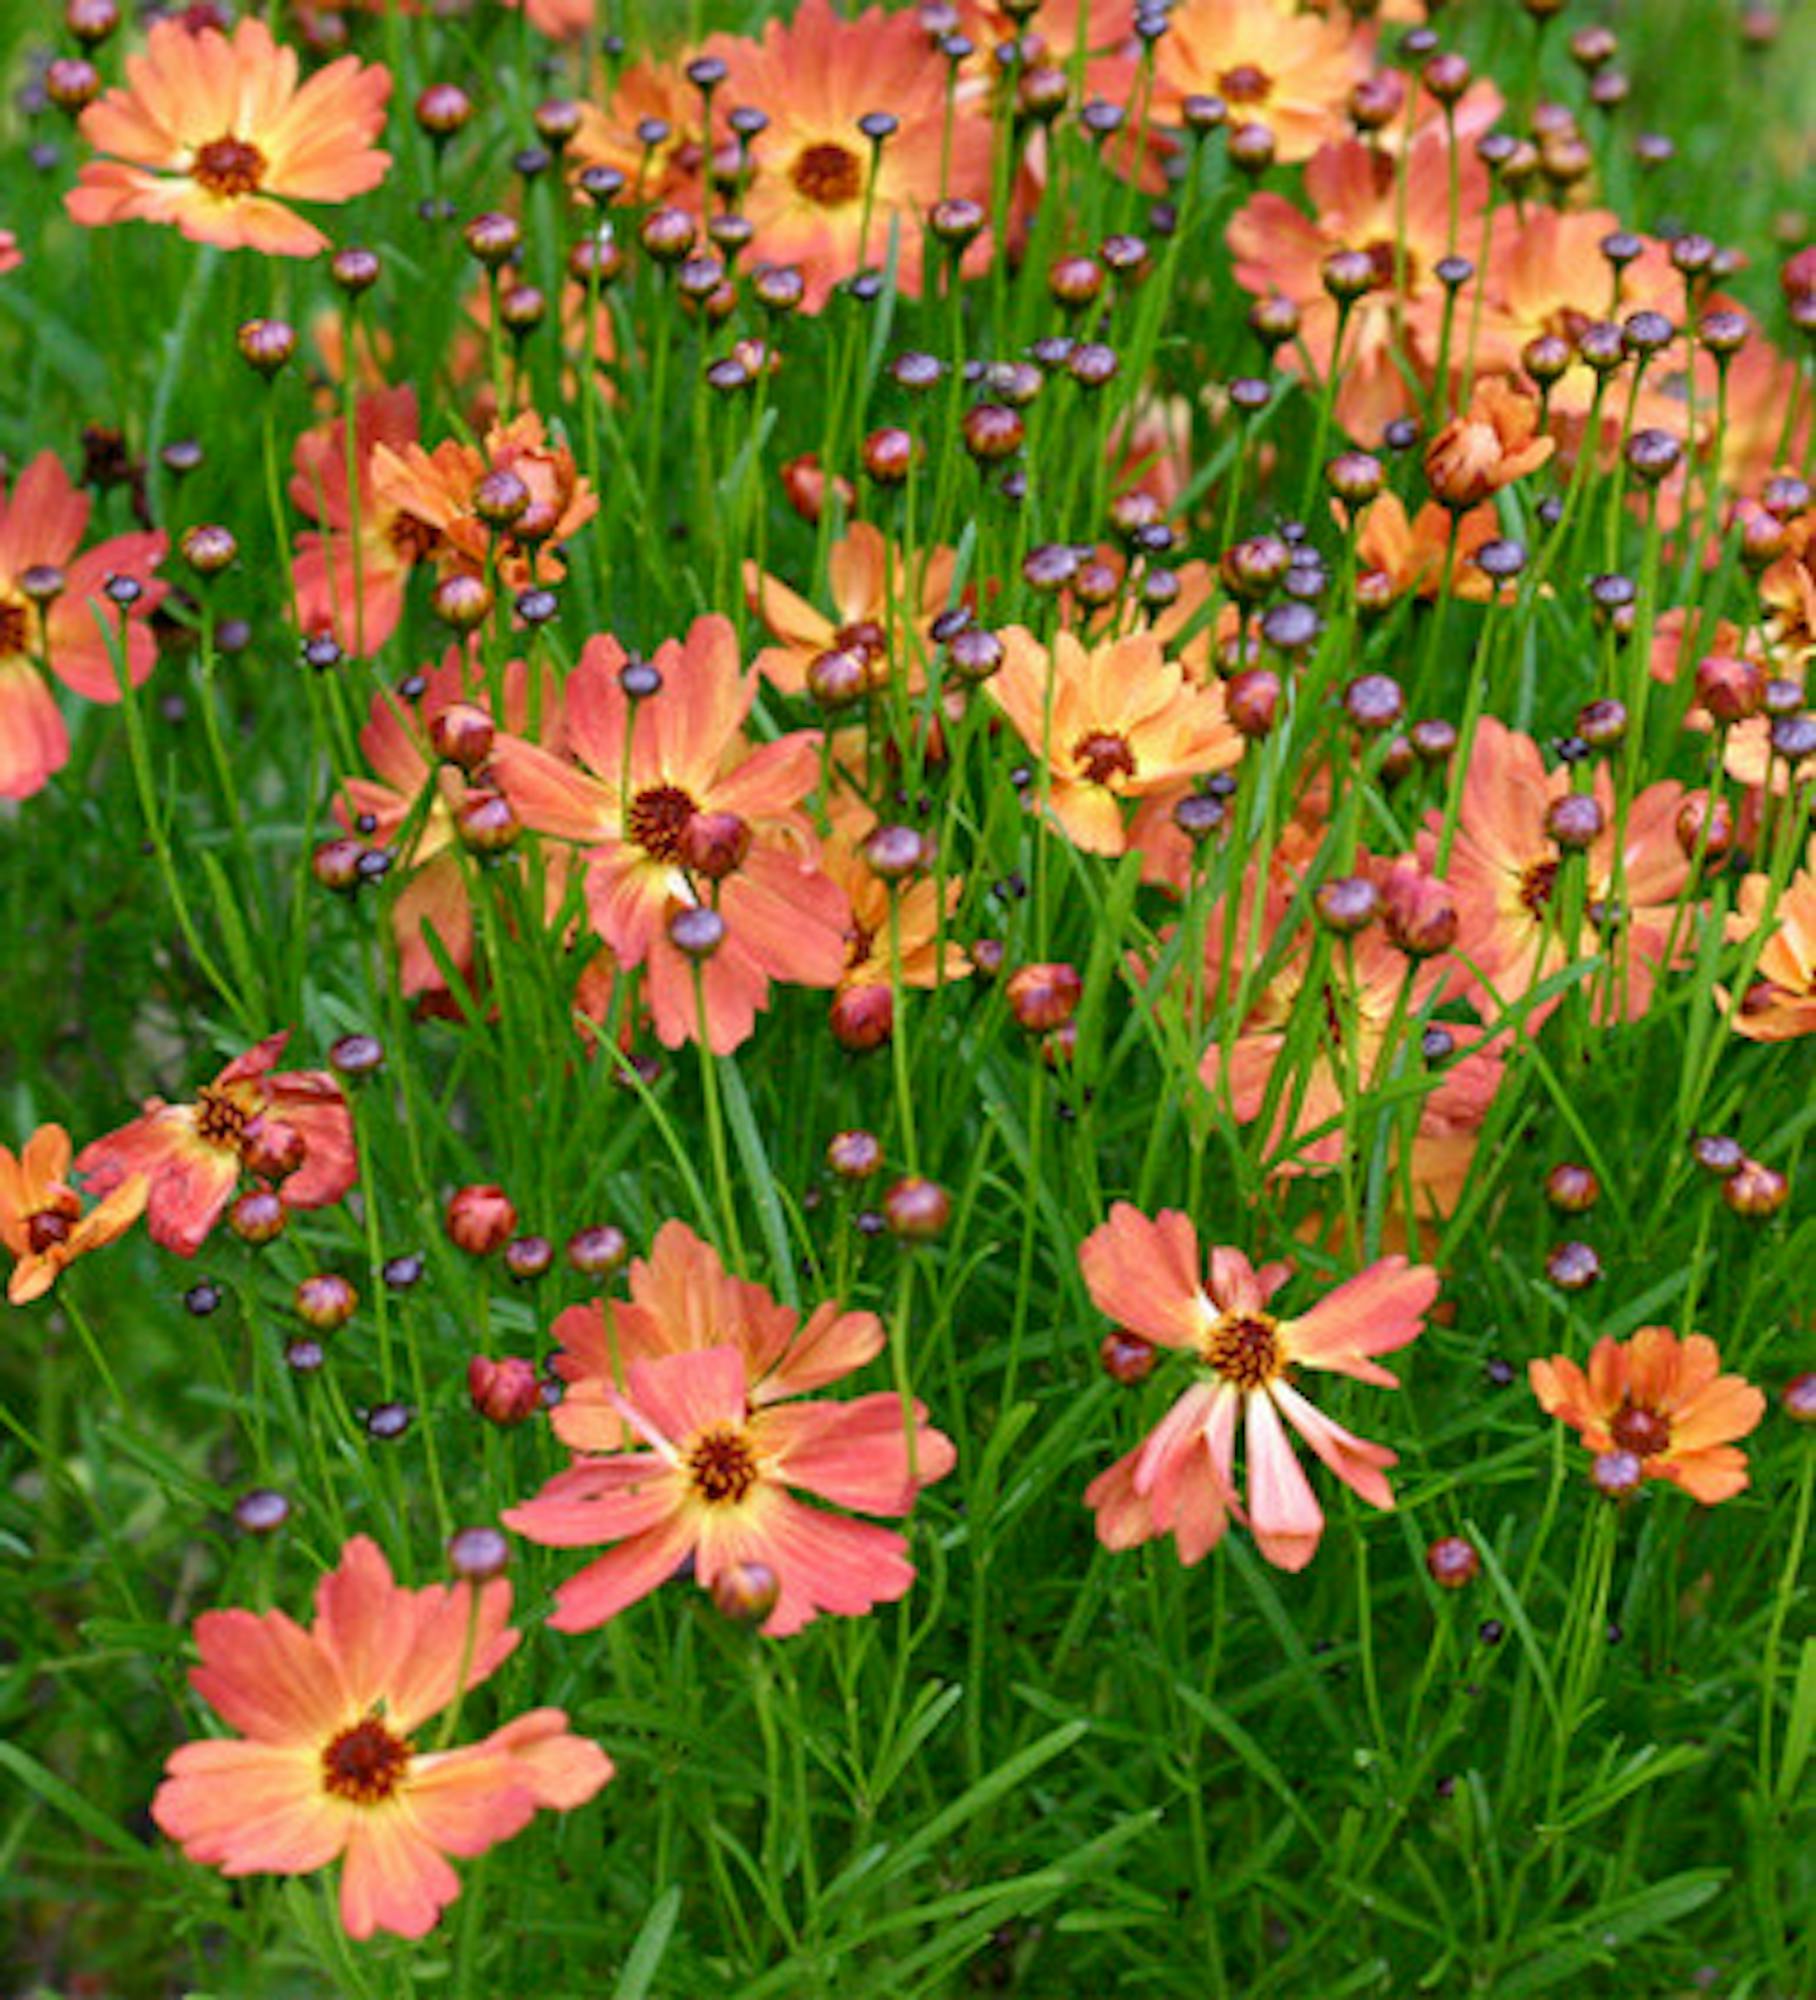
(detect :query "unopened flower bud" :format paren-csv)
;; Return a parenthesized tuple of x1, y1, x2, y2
(1723, 1157, 1788, 1218)
(827, 1129, 883, 1180)
(711, 1559, 780, 1624)
(830, 984, 894, 1051)
(883, 1175, 950, 1241)
(448, 1525, 511, 1582)
(1426, 1535, 1480, 1588)
(1100, 1329, 1156, 1384)
(468, 1353, 542, 1425)
(1544, 1162, 1600, 1213)
(1005, 961, 1082, 1032)
(446, 1183, 517, 1255)
(294, 1273, 356, 1332)
(229, 1188, 287, 1245)
(681, 810, 752, 880)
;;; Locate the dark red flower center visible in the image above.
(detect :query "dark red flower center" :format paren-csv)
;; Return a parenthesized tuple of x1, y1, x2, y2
(1218, 65, 1273, 106)
(687, 1424, 760, 1506)
(1202, 1311, 1282, 1390)
(0, 598, 27, 660)
(1073, 730, 1137, 786)
(845, 919, 876, 970)
(835, 619, 887, 661)
(320, 1715, 413, 1805)
(194, 1084, 253, 1153)
(1361, 239, 1418, 294)
(1610, 1401, 1671, 1459)
(628, 784, 699, 863)
(388, 512, 441, 565)
(26, 1208, 73, 1254)
(191, 134, 267, 200)
(791, 142, 864, 208)
(1518, 857, 1559, 917)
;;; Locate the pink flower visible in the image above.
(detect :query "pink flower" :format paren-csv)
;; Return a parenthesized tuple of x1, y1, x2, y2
(1080, 1204, 1436, 1572)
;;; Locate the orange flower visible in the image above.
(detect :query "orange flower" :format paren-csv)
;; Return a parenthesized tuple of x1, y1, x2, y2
(1424, 377, 1555, 509)
(68, 16, 391, 258)
(76, 1032, 356, 1257)
(708, 0, 994, 310)
(1153, 0, 1369, 165)
(1723, 836, 1816, 1041)
(152, 1536, 612, 1940)
(291, 386, 432, 656)
(1420, 717, 1692, 1026)
(505, 1329, 955, 1635)
(0, 451, 167, 802)
(1081, 1205, 1437, 1572)
(571, 54, 704, 203)
(745, 524, 959, 698)
(1461, 207, 1678, 420)
(548, 1219, 888, 1454)
(370, 410, 596, 594)
(988, 626, 1243, 855)
(1230, 123, 1491, 443)
(1198, 859, 1498, 1177)
(491, 615, 850, 1053)
(337, 648, 568, 1003)
(1530, 1328, 1765, 1504)
(1353, 493, 1505, 603)
(0, 1126, 145, 1306)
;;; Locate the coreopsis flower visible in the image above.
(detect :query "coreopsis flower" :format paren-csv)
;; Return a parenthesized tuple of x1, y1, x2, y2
(505, 1334, 956, 1635)
(823, 825, 971, 1001)
(548, 1219, 889, 1454)
(1081, 1205, 1437, 1572)
(1459, 207, 1678, 421)
(1420, 717, 1692, 1026)
(1723, 837, 1816, 1040)
(1229, 124, 1490, 442)
(0, 1126, 146, 1306)
(67, 16, 391, 257)
(76, 1032, 356, 1257)
(1152, 0, 1370, 165)
(987, 627, 1243, 855)
(490, 615, 850, 1053)
(336, 648, 567, 1002)
(0, 451, 167, 801)
(707, 0, 995, 310)
(1198, 859, 1497, 1175)
(151, 1536, 612, 1940)
(745, 524, 960, 699)
(571, 54, 703, 201)
(504, 0, 594, 38)
(291, 386, 432, 656)
(1424, 377, 1555, 510)
(1530, 1328, 1765, 1504)
(1352, 493, 1505, 603)
(369, 410, 596, 595)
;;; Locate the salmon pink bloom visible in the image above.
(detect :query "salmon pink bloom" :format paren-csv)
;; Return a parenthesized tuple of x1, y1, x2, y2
(507, 1340, 954, 1635)
(291, 386, 433, 656)
(1424, 377, 1555, 510)
(0, 452, 166, 801)
(151, 1536, 612, 1941)
(745, 524, 960, 699)
(1530, 1329, 1765, 1505)
(1724, 837, 1816, 1041)
(67, 16, 391, 258)
(1081, 1206, 1437, 1572)
(369, 410, 596, 596)
(1229, 122, 1491, 442)
(571, 54, 704, 204)
(1352, 493, 1506, 603)
(707, 0, 995, 310)
(988, 627, 1243, 856)
(1419, 717, 1692, 1026)
(504, 0, 595, 39)
(548, 1219, 888, 1455)
(491, 615, 850, 1053)
(76, 1032, 356, 1257)
(337, 648, 567, 1003)
(0, 1125, 146, 1306)
(1153, 0, 1370, 165)
(0, 230, 19, 273)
